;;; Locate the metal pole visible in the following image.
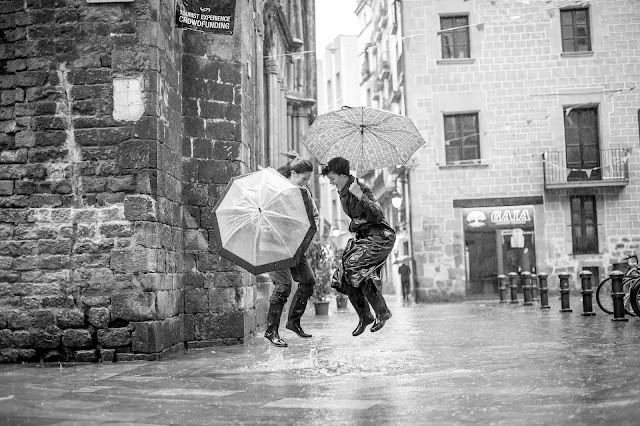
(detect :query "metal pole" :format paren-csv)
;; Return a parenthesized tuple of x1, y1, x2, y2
(559, 272, 572, 313)
(610, 270, 628, 322)
(531, 273, 539, 301)
(579, 270, 596, 316)
(509, 272, 519, 304)
(538, 273, 550, 309)
(498, 274, 508, 303)
(522, 271, 533, 306)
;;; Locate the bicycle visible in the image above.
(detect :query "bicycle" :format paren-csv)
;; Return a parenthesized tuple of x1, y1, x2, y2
(595, 254, 640, 316)
(629, 267, 640, 316)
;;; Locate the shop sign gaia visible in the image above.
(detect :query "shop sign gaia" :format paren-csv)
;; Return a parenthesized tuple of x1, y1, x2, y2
(176, 0, 237, 34)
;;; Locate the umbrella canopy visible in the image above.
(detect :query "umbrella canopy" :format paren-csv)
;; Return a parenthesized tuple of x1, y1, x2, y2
(211, 167, 317, 275)
(302, 106, 426, 173)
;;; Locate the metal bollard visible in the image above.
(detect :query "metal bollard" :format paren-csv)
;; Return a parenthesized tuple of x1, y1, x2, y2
(579, 270, 596, 316)
(610, 270, 628, 322)
(509, 272, 519, 304)
(538, 273, 550, 309)
(522, 271, 533, 306)
(531, 274, 539, 301)
(559, 272, 572, 313)
(498, 274, 508, 303)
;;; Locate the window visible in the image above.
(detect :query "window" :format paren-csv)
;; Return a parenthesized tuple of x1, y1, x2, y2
(326, 79, 333, 107)
(570, 195, 598, 254)
(561, 8, 591, 52)
(564, 106, 600, 180)
(440, 15, 470, 59)
(444, 113, 480, 164)
(335, 72, 341, 102)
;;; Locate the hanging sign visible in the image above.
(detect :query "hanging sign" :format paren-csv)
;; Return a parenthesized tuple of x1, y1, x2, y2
(463, 205, 534, 230)
(176, 0, 237, 34)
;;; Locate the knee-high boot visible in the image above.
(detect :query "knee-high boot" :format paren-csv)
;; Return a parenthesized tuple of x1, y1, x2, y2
(349, 289, 375, 336)
(285, 293, 312, 338)
(264, 303, 287, 347)
(363, 279, 392, 332)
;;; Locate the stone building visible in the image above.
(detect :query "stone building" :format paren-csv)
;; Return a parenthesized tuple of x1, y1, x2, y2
(354, 0, 412, 296)
(399, 0, 640, 301)
(0, 0, 316, 363)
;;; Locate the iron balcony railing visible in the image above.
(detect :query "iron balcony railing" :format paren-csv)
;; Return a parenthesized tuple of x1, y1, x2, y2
(543, 148, 629, 189)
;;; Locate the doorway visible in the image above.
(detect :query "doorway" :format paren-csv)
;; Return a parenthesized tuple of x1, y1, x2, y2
(465, 230, 498, 296)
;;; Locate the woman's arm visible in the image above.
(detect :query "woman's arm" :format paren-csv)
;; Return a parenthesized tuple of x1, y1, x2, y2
(355, 184, 385, 224)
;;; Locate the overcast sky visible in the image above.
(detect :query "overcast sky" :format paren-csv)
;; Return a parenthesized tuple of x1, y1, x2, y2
(315, 0, 359, 59)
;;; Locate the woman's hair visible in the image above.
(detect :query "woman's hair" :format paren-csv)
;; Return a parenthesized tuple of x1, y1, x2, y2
(320, 157, 350, 176)
(277, 150, 313, 178)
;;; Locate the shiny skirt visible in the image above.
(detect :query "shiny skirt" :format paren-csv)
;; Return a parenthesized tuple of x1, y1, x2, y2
(332, 227, 396, 292)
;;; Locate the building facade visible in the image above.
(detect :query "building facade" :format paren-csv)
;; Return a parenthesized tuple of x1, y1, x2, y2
(399, 0, 640, 301)
(354, 0, 412, 296)
(316, 35, 362, 248)
(0, 0, 316, 363)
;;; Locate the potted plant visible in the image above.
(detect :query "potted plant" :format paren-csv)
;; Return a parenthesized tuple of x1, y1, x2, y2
(307, 237, 333, 315)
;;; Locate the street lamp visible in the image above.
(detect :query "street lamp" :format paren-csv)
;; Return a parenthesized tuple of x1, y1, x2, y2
(391, 191, 402, 209)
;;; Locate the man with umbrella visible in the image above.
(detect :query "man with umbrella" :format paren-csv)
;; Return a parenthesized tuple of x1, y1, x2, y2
(322, 157, 395, 335)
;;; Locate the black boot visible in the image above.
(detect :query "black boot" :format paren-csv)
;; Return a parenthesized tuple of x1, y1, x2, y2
(264, 304, 287, 347)
(286, 294, 312, 338)
(349, 289, 374, 336)
(363, 279, 392, 333)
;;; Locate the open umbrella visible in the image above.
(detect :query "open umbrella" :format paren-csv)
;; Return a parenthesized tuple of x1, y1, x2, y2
(211, 167, 317, 275)
(302, 106, 426, 173)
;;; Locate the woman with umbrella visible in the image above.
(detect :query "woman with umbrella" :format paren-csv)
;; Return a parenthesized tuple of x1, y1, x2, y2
(264, 152, 320, 348)
(322, 157, 394, 336)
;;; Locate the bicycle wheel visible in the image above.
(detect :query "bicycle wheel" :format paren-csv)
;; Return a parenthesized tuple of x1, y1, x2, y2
(624, 278, 639, 316)
(596, 278, 614, 314)
(630, 280, 640, 317)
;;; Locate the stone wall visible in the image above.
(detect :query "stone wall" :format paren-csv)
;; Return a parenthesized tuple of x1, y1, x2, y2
(402, 0, 640, 300)
(0, 0, 266, 362)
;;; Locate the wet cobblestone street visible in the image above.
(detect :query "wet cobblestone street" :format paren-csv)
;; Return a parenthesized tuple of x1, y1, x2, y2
(2, 296, 640, 425)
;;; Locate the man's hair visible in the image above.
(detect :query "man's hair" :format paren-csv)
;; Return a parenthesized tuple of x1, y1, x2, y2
(321, 157, 350, 176)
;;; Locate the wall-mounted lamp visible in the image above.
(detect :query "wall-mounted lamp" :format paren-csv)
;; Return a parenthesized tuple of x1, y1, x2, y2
(391, 191, 403, 209)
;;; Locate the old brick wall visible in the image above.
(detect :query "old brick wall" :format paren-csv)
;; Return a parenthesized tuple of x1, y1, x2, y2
(181, 0, 259, 348)
(0, 0, 186, 362)
(403, 0, 640, 300)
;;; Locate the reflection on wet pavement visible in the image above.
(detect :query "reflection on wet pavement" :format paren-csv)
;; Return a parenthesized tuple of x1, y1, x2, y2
(2, 296, 640, 425)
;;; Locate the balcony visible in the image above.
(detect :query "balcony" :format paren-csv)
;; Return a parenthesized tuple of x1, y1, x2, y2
(378, 51, 390, 79)
(371, 170, 395, 199)
(543, 149, 629, 189)
(361, 60, 372, 83)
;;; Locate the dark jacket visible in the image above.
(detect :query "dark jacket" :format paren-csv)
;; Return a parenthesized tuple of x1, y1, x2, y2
(339, 175, 394, 237)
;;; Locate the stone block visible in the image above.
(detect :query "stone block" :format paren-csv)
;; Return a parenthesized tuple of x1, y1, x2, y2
(8, 309, 54, 329)
(116, 352, 158, 362)
(74, 349, 97, 362)
(88, 307, 110, 328)
(184, 229, 209, 252)
(118, 140, 157, 169)
(131, 321, 162, 353)
(156, 290, 182, 319)
(111, 292, 156, 322)
(0, 180, 14, 195)
(62, 329, 92, 348)
(56, 309, 85, 329)
(209, 287, 237, 313)
(184, 287, 208, 314)
(97, 328, 131, 348)
(184, 273, 205, 288)
(160, 316, 184, 349)
(100, 348, 115, 362)
(124, 194, 157, 221)
(215, 311, 246, 339)
(0, 349, 19, 363)
(0, 329, 11, 346)
(31, 326, 61, 349)
(82, 296, 110, 307)
(10, 329, 32, 347)
(111, 249, 158, 273)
